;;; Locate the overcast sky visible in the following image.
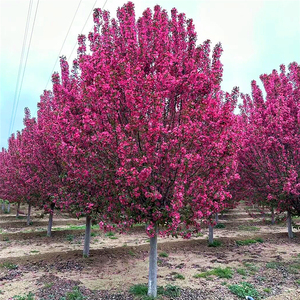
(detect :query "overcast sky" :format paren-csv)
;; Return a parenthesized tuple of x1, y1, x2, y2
(0, 0, 299, 149)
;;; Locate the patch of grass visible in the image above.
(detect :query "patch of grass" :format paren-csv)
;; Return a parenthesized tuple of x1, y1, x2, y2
(30, 250, 40, 253)
(194, 267, 233, 279)
(1, 262, 18, 270)
(13, 292, 35, 300)
(243, 262, 259, 274)
(159, 252, 169, 258)
(238, 225, 260, 231)
(208, 239, 222, 247)
(3, 236, 9, 241)
(66, 234, 75, 242)
(129, 284, 181, 298)
(236, 238, 264, 246)
(228, 282, 260, 299)
(195, 232, 203, 237)
(68, 225, 85, 230)
(128, 250, 136, 256)
(174, 273, 185, 280)
(263, 287, 271, 293)
(109, 236, 118, 239)
(65, 286, 86, 300)
(90, 232, 97, 237)
(105, 231, 115, 237)
(16, 216, 27, 219)
(236, 268, 247, 276)
(215, 223, 226, 228)
(266, 261, 284, 269)
(44, 282, 54, 289)
(288, 262, 300, 274)
(296, 279, 300, 285)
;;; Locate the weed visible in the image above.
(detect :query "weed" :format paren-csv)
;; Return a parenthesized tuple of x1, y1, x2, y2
(174, 273, 185, 280)
(44, 282, 54, 288)
(146, 239, 151, 242)
(159, 252, 169, 258)
(236, 238, 263, 246)
(266, 261, 283, 269)
(128, 250, 136, 256)
(109, 236, 118, 239)
(243, 262, 259, 274)
(296, 279, 300, 285)
(194, 267, 233, 279)
(236, 268, 247, 276)
(221, 281, 227, 286)
(66, 234, 74, 242)
(238, 225, 260, 231)
(30, 250, 40, 253)
(65, 286, 86, 300)
(1, 262, 18, 270)
(263, 287, 271, 293)
(129, 284, 180, 298)
(90, 232, 97, 237)
(215, 223, 226, 229)
(93, 239, 99, 243)
(228, 282, 260, 299)
(105, 231, 115, 237)
(13, 292, 34, 300)
(195, 232, 203, 237)
(208, 239, 222, 247)
(3, 236, 9, 241)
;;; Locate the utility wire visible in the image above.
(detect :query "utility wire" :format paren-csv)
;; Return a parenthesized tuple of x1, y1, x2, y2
(44, 0, 83, 91)
(10, 0, 40, 134)
(8, 0, 33, 137)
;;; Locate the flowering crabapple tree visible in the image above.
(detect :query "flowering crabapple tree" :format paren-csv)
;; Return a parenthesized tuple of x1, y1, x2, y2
(65, 2, 240, 296)
(238, 62, 300, 238)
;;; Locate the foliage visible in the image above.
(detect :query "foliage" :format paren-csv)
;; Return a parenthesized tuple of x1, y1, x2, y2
(13, 292, 35, 300)
(215, 223, 226, 228)
(158, 252, 169, 258)
(236, 238, 263, 246)
(194, 267, 233, 279)
(65, 286, 86, 300)
(129, 284, 180, 298)
(208, 239, 222, 247)
(228, 282, 260, 299)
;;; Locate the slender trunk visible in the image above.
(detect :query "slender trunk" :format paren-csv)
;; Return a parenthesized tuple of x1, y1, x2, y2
(83, 215, 92, 257)
(27, 203, 31, 226)
(148, 225, 158, 297)
(208, 224, 214, 244)
(271, 207, 275, 225)
(215, 212, 219, 224)
(287, 211, 293, 239)
(16, 202, 20, 218)
(7, 203, 10, 213)
(47, 203, 55, 237)
(2, 202, 5, 212)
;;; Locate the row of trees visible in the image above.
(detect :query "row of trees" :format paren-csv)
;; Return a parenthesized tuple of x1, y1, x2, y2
(0, 2, 299, 297)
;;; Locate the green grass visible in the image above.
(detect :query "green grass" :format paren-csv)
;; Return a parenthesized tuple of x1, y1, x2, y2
(236, 238, 264, 246)
(208, 239, 222, 247)
(238, 225, 260, 231)
(194, 267, 233, 279)
(30, 250, 40, 253)
(263, 287, 271, 293)
(44, 282, 54, 288)
(242, 262, 259, 274)
(109, 236, 118, 239)
(159, 252, 169, 258)
(13, 292, 35, 300)
(90, 232, 97, 237)
(296, 279, 300, 285)
(129, 284, 181, 299)
(65, 286, 86, 300)
(105, 231, 115, 237)
(66, 234, 75, 242)
(215, 223, 226, 228)
(1, 262, 18, 270)
(173, 273, 185, 280)
(228, 282, 260, 299)
(236, 268, 248, 276)
(266, 261, 284, 269)
(128, 250, 136, 256)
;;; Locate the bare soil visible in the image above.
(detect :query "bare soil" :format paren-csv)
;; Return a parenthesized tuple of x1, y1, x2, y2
(0, 203, 299, 300)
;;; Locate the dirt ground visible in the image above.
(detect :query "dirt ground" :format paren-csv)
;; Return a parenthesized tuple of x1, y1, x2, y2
(0, 204, 299, 300)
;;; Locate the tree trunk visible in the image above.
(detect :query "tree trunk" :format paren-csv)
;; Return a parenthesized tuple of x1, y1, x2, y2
(215, 212, 219, 224)
(287, 211, 293, 239)
(2, 202, 5, 212)
(7, 203, 10, 213)
(147, 225, 158, 297)
(47, 203, 55, 237)
(208, 224, 214, 244)
(83, 215, 92, 257)
(16, 202, 20, 218)
(271, 207, 275, 225)
(27, 203, 31, 226)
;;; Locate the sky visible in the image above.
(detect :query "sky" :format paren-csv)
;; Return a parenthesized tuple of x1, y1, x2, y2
(0, 0, 299, 149)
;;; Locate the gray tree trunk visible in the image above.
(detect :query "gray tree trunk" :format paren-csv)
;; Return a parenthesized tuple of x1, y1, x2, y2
(83, 215, 92, 257)
(215, 212, 219, 224)
(47, 203, 55, 237)
(27, 203, 31, 225)
(16, 202, 20, 217)
(271, 207, 275, 225)
(147, 225, 158, 297)
(208, 224, 214, 244)
(287, 211, 293, 239)
(7, 203, 10, 213)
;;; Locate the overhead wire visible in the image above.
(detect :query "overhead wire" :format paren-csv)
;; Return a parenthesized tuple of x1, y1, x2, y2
(10, 0, 40, 135)
(8, 0, 33, 137)
(44, 0, 83, 91)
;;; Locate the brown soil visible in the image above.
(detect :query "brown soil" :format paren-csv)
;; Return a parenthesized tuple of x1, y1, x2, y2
(0, 204, 299, 300)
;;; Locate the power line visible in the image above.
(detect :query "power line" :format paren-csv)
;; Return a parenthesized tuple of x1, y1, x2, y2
(10, 0, 40, 135)
(68, 0, 108, 61)
(8, 0, 33, 137)
(44, 0, 83, 91)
